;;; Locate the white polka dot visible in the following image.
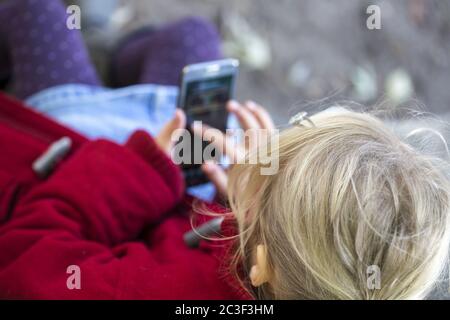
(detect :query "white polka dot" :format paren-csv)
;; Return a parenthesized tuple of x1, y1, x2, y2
(44, 34, 52, 43)
(73, 52, 82, 61)
(53, 23, 62, 31)
(51, 71, 59, 80)
(33, 47, 42, 56)
(38, 14, 47, 24)
(47, 3, 56, 11)
(36, 66, 45, 75)
(59, 42, 68, 51)
(48, 52, 56, 61)
(24, 12, 32, 21)
(30, 29, 38, 38)
(64, 61, 73, 69)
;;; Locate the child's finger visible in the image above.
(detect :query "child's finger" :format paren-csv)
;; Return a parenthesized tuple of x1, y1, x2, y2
(169, 109, 187, 140)
(227, 100, 261, 130)
(156, 109, 186, 153)
(202, 161, 228, 197)
(161, 109, 186, 137)
(192, 122, 244, 163)
(244, 101, 275, 131)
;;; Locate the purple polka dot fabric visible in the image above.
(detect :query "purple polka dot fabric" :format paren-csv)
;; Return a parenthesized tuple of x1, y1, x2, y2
(0, 0, 222, 98)
(1, 0, 100, 98)
(112, 16, 223, 87)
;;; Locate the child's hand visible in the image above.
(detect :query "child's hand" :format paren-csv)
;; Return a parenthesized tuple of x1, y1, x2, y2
(192, 100, 275, 198)
(155, 109, 186, 155)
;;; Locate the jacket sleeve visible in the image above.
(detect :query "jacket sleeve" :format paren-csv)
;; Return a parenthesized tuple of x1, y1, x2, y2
(0, 131, 188, 298)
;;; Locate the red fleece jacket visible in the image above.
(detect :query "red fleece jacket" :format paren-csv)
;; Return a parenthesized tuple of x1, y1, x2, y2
(0, 93, 247, 299)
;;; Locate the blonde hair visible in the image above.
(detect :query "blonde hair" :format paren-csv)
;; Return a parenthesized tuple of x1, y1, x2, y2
(227, 108, 450, 299)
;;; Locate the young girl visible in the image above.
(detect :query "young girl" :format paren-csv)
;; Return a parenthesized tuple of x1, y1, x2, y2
(0, 0, 449, 300)
(0, 92, 449, 299)
(207, 105, 450, 299)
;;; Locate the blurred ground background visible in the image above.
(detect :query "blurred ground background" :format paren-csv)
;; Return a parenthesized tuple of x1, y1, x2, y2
(73, 0, 450, 126)
(71, 0, 450, 298)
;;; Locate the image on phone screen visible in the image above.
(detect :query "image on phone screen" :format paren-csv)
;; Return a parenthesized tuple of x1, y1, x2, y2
(184, 75, 232, 131)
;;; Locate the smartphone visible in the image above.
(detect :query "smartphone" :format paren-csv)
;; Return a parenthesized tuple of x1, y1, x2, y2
(177, 59, 239, 187)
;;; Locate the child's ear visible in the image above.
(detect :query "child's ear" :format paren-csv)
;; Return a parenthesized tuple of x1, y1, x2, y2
(249, 245, 270, 287)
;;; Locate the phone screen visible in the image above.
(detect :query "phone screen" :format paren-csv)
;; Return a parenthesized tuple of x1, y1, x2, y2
(184, 75, 232, 130)
(180, 74, 234, 186)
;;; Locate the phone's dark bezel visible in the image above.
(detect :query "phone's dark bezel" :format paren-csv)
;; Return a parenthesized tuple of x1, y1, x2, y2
(178, 59, 239, 187)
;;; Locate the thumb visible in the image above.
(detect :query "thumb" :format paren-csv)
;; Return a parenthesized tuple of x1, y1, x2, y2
(164, 109, 186, 137)
(156, 109, 186, 153)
